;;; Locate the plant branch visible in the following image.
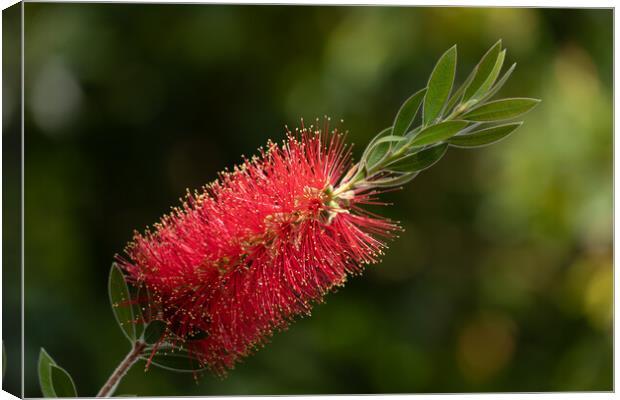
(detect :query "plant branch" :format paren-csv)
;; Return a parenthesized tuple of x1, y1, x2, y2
(331, 42, 539, 197)
(96, 341, 146, 397)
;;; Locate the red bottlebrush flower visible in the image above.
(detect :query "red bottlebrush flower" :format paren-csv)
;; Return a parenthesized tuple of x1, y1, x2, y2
(113, 43, 538, 382)
(35, 44, 535, 399)
(118, 124, 398, 374)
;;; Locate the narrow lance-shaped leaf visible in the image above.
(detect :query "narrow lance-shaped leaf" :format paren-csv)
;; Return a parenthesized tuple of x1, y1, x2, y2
(463, 40, 502, 102)
(49, 365, 77, 397)
(479, 62, 516, 103)
(109, 263, 136, 342)
(370, 135, 407, 147)
(367, 172, 419, 188)
(385, 143, 449, 173)
(364, 135, 406, 171)
(445, 63, 477, 113)
(423, 46, 457, 125)
(404, 125, 422, 139)
(470, 49, 506, 101)
(38, 348, 57, 398)
(448, 122, 522, 148)
(392, 88, 426, 137)
(360, 127, 391, 168)
(448, 122, 483, 136)
(141, 349, 210, 373)
(365, 142, 391, 170)
(462, 98, 540, 122)
(409, 120, 469, 147)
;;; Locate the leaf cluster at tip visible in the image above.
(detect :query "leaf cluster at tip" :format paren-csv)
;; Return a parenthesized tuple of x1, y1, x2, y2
(355, 40, 540, 190)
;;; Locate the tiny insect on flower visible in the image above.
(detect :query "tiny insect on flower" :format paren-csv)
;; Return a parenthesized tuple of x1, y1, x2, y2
(117, 123, 399, 375)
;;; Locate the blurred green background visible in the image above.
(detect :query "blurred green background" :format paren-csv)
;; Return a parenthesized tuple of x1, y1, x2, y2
(10, 4, 613, 396)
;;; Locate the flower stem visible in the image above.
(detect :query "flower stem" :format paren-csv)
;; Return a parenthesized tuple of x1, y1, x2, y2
(96, 341, 147, 397)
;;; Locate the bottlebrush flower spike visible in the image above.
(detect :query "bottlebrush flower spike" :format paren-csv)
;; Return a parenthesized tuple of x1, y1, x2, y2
(115, 42, 539, 376)
(119, 125, 397, 374)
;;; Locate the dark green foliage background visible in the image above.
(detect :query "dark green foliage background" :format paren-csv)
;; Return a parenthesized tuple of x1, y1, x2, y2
(11, 4, 613, 396)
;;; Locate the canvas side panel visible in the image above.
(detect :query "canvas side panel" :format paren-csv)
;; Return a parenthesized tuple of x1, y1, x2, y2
(3, 2, 23, 398)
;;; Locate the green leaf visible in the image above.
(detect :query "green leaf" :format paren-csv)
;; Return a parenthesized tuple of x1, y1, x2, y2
(364, 135, 406, 171)
(479, 62, 516, 102)
(445, 64, 477, 113)
(371, 135, 407, 146)
(143, 320, 167, 345)
(360, 127, 391, 167)
(392, 88, 426, 137)
(38, 349, 77, 398)
(448, 122, 522, 148)
(463, 40, 502, 102)
(141, 352, 208, 373)
(50, 365, 77, 397)
(365, 142, 391, 170)
(363, 127, 391, 152)
(368, 172, 419, 188)
(109, 263, 136, 342)
(423, 45, 457, 125)
(38, 348, 57, 398)
(471, 49, 506, 101)
(131, 285, 148, 339)
(462, 98, 540, 122)
(410, 120, 468, 146)
(404, 125, 422, 139)
(385, 143, 449, 173)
